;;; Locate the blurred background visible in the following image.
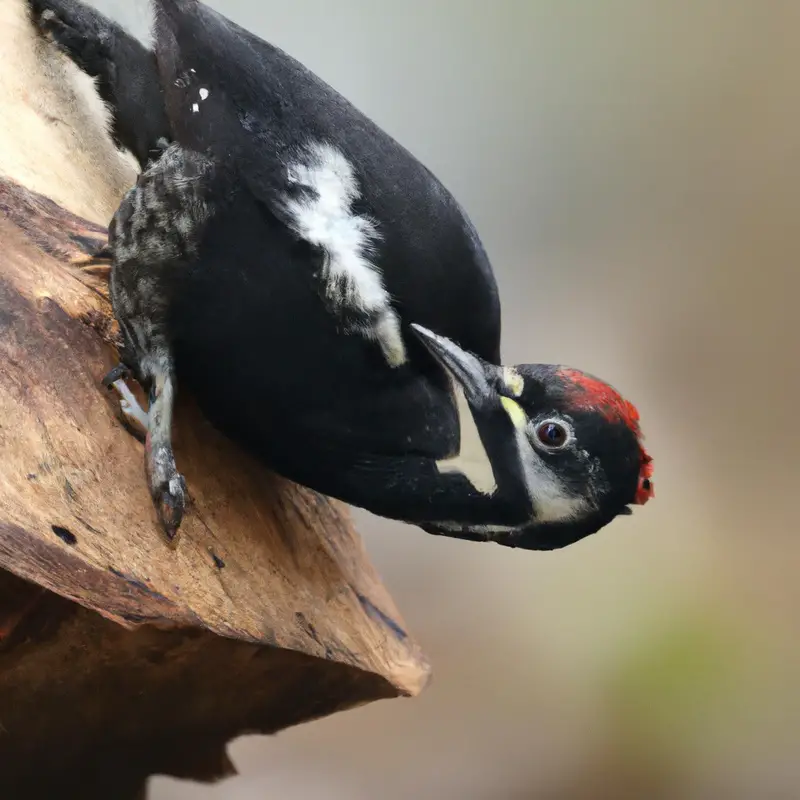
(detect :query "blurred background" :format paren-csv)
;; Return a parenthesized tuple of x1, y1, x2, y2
(88, 0, 800, 797)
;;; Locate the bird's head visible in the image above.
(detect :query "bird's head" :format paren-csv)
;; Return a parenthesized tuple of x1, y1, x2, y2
(411, 324, 654, 551)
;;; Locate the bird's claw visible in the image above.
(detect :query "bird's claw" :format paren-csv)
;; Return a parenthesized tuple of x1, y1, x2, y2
(103, 364, 186, 540)
(118, 393, 149, 440)
(102, 363, 131, 389)
(102, 366, 149, 441)
(154, 474, 187, 543)
(145, 438, 186, 543)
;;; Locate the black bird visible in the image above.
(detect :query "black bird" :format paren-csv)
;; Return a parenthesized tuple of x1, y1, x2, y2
(29, 0, 654, 550)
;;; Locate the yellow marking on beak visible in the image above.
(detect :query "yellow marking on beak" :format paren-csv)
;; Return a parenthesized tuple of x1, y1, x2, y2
(500, 396, 527, 428)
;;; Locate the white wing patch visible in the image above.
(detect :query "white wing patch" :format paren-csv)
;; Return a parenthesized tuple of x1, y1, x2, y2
(282, 141, 407, 367)
(436, 379, 498, 495)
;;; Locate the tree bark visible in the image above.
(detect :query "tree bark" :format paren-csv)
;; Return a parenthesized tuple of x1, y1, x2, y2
(0, 175, 429, 798)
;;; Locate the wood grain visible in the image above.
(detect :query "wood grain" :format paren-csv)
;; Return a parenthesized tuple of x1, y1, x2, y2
(0, 176, 430, 797)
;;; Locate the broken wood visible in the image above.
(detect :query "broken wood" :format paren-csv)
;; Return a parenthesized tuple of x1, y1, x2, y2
(0, 155, 429, 800)
(0, 8, 429, 793)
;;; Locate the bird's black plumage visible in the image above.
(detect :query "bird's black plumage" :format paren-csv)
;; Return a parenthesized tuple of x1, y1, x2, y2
(153, 0, 502, 360)
(28, 0, 654, 550)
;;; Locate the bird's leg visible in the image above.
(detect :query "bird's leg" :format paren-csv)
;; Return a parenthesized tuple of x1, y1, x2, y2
(100, 143, 215, 543)
(102, 350, 187, 543)
(140, 353, 186, 543)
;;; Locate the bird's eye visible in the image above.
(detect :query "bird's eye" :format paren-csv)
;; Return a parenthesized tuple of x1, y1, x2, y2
(534, 420, 570, 450)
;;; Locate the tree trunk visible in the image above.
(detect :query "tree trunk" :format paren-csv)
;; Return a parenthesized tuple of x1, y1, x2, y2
(0, 9, 430, 796)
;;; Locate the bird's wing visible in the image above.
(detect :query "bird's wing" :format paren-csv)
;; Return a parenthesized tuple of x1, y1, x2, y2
(150, 0, 502, 362)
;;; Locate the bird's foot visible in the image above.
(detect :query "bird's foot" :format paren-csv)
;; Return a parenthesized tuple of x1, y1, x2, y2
(103, 363, 186, 542)
(144, 435, 187, 544)
(102, 364, 149, 442)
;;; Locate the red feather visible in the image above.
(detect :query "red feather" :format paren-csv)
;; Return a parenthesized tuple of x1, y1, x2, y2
(557, 368, 654, 505)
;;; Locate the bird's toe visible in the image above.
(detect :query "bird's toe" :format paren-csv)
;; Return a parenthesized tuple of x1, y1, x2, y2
(154, 473, 187, 543)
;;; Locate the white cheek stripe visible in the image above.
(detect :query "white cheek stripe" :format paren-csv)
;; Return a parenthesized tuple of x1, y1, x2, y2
(500, 398, 593, 523)
(436, 380, 497, 495)
(434, 387, 594, 524)
(514, 430, 592, 523)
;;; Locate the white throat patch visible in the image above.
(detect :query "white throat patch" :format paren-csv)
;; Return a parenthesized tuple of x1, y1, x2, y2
(436, 379, 498, 496)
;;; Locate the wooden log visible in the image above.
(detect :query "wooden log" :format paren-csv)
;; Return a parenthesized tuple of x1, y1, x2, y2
(0, 4, 430, 797)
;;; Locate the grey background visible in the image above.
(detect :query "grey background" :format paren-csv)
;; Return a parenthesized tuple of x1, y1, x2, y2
(85, 1, 800, 797)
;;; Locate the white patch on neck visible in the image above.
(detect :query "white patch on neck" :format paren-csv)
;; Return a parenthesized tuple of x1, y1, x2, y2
(281, 141, 406, 367)
(436, 379, 497, 496)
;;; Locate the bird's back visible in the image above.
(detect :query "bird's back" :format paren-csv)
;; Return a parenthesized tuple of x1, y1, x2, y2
(151, 0, 502, 362)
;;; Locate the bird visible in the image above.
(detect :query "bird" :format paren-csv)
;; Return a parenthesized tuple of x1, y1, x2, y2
(29, 0, 654, 550)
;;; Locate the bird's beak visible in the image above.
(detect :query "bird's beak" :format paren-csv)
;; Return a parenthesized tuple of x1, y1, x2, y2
(410, 324, 493, 405)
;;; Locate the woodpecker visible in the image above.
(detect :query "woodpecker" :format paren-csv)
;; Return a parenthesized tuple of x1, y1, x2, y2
(29, 0, 654, 549)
